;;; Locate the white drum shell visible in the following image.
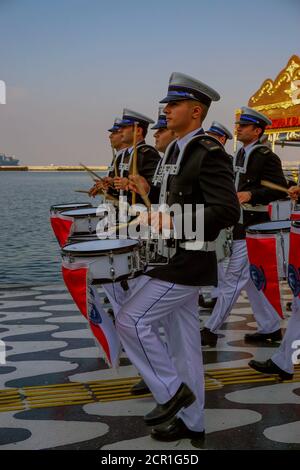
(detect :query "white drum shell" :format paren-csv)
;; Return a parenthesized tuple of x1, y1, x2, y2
(269, 200, 292, 221)
(60, 208, 107, 235)
(276, 230, 290, 279)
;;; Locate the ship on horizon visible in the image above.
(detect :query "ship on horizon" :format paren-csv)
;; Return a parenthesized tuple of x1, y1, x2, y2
(0, 153, 19, 166)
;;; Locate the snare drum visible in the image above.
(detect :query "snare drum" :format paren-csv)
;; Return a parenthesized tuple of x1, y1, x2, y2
(50, 203, 93, 247)
(246, 220, 290, 279)
(268, 199, 292, 221)
(62, 239, 144, 283)
(50, 202, 92, 216)
(60, 207, 107, 235)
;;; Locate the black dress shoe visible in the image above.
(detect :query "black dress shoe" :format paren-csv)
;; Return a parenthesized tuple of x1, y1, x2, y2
(198, 295, 217, 309)
(244, 329, 282, 343)
(201, 327, 218, 347)
(248, 358, 293, 380)
(103, 296, 110, 304)
(130, 378, 151, 396)
(151, 417, 205, 446)
(144, 383, 195, 427)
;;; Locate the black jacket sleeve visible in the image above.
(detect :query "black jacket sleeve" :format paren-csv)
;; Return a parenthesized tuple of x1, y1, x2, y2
(249, 149, 288, 205)
(197, 150, 240, 240)
(137, 146, 161, 184)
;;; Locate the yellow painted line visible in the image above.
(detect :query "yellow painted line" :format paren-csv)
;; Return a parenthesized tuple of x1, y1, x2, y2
(0, 406, 25, 412)
(0, 400, 23, 405)
(0, 396, 21, 402)
(26, 393, 92, 401)
(87, 384, 135, 391)
(25, 388, 86, 396)
(0, 391, 21, 395)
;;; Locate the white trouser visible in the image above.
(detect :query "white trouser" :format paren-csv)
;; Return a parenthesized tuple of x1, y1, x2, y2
(210, 260, 227, 299)
(205, 239, 281, 334)
(103, 276, 150, 317)
(272, 298, 300, 374)
(115, 275, 204, 432)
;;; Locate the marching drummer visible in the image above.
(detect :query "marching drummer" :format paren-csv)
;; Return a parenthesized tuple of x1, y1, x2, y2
(113, 72, 240, 445)
(89, 118, 127, 198)
(201, 107, 288, 347)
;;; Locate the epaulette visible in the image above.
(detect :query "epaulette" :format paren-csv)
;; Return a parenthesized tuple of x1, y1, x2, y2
(258, 147, 271, 155)
(196, 137, 222, 152)
(138, 144, 156, 153)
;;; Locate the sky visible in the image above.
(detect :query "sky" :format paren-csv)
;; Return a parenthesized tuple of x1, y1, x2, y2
(0, 0, 300, 165)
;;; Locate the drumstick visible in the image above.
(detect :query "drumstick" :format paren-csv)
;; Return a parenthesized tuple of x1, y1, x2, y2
(260, 180, 289, 194)
(131, 122, 138, 206)
(133, 179, 151, 209)
(75, 189, 90, 194)
(80, 163, 119, 203)
(79, 162, 104, 181)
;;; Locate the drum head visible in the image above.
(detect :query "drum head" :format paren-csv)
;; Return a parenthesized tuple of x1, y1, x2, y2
(62, 238, 139, 255)
(50, 202, 92, 212)
(247, 220, 291, 234)
(60, 207, 106, 217)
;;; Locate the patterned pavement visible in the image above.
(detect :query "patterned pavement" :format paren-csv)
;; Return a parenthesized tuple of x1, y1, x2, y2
(0, 282, 299, 450)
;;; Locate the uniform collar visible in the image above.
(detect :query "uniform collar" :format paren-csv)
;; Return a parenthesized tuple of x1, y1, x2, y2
(116, 147, 128, 157)
(242, 139, 260, 157)
(128, 139, 145, 154)
(176, 127, 204, 152)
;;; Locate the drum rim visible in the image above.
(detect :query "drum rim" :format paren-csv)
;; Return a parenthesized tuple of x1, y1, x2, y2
(62, 239, 140, 256)
(60, 208, 104, 217)
(50, 203, 92, 211)
(246, 221, 291, 234)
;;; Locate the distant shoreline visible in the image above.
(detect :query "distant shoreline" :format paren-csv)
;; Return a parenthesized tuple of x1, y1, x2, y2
(0, 165, 108, 171)
(1, 162, 299, 171)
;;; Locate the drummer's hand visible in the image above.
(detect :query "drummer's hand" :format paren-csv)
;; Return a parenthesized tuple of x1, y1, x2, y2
(138, 211, 173, 234)
(128, 175, 150, 195)
(114, 177, 129, 190)
(89, 181, 103, 197)
(102, 177, 114, 191)
(288, 186, 300, 201)
(237, 191, 252, 204)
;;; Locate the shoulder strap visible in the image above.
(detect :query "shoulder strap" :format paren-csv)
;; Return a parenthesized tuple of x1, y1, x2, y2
(136, 143, 157, 154)
(247, 144, 272, 158)
(187, 134, 223, 153)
